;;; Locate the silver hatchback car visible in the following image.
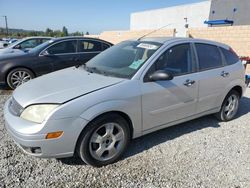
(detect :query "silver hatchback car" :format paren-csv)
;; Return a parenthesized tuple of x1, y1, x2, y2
(4, 37, 246, 167)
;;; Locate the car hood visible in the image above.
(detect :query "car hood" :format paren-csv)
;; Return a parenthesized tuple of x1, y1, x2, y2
(13, 67, 125, 107)
(0, 48, 25, 55)
(0, 51, 31, 61)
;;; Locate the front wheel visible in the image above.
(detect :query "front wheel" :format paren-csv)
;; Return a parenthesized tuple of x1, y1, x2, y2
(6, 68, 34, 89)
(77, 113, 131, 167)
(215, 90, 240, 121)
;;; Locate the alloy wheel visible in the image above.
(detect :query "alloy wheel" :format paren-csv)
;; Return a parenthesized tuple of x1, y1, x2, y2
(10, 71, 32, 88)
(89, 122, 125, 161)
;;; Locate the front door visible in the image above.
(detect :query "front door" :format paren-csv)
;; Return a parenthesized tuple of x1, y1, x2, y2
(46, 40, 79, 71)
(141, 43, 199, 131)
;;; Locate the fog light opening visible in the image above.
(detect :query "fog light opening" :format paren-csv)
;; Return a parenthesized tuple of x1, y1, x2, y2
(46, 131, 63, 139)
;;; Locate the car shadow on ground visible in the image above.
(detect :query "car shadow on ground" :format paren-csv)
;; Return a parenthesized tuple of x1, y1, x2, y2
(0, 84, 12, 95)
(59, 95, 250, 166)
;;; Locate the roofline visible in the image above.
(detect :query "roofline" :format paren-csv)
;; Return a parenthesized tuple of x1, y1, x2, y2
(131, 0, 210, 15)
(127, 36, 230, 49)
(51, 36, 113, 45)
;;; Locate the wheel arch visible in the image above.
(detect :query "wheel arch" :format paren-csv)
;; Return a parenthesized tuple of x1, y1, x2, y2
(74, 111, 134, 155)
(230, 85, 243, 98)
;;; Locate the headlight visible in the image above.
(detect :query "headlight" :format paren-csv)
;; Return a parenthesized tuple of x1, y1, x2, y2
(20, 104, 59, 123)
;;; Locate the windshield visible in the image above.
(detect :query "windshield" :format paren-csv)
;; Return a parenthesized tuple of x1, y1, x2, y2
(85, 41, 162, 79)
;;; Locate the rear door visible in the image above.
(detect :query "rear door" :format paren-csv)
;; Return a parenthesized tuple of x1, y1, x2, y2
(45, 40, 79, 71)
(77, 39, 102, 64)
(141, 43, 199, 131)
(194, 43, 230, 113)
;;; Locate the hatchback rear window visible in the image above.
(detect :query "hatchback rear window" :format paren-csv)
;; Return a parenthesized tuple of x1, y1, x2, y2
(195, 43, 223, 71)
(220, 47, 239, 65)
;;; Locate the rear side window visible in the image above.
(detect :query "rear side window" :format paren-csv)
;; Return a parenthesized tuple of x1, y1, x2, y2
(195, 43, 223, 71)
(78, 40, 102, 52)
(102, 43, 111, 51)
(220, 47, 239, 65)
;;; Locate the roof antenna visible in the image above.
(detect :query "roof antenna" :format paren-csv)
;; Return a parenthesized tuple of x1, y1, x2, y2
(137, 23, 173, 41)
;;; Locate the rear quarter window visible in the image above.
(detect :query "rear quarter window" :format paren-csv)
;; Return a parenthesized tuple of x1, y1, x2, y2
(220, 47, 239, 65)
(195, 43, 223, 71)
(102, 43, 111, 51)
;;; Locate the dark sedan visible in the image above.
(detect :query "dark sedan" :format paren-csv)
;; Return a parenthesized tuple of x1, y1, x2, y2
(0, 37, 113, 89)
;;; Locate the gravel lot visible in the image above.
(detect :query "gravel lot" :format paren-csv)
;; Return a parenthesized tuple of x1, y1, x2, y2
(0, 88, 250, 188)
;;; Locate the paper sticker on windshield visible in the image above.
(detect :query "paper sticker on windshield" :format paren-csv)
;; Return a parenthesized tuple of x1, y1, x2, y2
(137, 43, 159, 50)
(129, 59, 144, 69)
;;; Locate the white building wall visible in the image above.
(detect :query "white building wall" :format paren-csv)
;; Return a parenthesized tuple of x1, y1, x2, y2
(130, 1, 211, 37)
(209, 0, 250, 25)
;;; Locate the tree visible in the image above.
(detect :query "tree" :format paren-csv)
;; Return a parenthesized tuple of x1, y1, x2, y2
(85, 31, 89, 35)
(45, 28, 53, 37)
(62, 26, 68, 36)
(53, 30, 63, 37)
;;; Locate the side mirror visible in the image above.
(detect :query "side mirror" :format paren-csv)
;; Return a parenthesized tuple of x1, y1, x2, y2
(14, 44, 21, 49)
(41, 50, 54, 57)
(148, 70, 173, 82)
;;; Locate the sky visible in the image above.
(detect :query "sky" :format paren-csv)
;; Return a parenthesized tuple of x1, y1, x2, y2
(0, 0, 205, 34)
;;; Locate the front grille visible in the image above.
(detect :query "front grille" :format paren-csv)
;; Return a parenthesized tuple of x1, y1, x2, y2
(9, 97, 24, 116)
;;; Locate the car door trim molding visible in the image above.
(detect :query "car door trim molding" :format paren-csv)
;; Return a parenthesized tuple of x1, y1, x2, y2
(143, 107, 219, 133)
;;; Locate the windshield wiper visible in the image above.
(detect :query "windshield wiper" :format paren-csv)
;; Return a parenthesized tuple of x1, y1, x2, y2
(75, 62, 87, 68)
(86, 66, 110, 76)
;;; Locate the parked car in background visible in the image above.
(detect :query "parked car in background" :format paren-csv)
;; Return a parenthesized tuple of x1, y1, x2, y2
(0, 37, 52, 55)
(0, 36, 113, 89)
(8, 38, 18, 44)
(3, 37, 246, 166)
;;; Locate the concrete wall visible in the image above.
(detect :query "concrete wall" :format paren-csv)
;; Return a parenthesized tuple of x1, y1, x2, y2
(209, 0, 250, 26)
(188, 26, 250, 57)
(130, 1, 211, 37)
(88, 29, 176, 44)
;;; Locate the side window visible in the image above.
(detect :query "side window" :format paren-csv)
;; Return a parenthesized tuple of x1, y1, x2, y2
(19, 39, 38, 49)
(195, 43, 223, 71)
(42, 38, 50, 43)
(41, 38, 50, 44)
(102, 43, 111, 51)
(220, 47, 239, 65)
(47, 40, 77, 54)
(78, 40, 102, 52)
(154, 43, 193, 76)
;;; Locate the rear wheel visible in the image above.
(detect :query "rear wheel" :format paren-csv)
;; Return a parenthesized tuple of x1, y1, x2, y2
(6, 68, 34, 89)
(215, 90, 240, 121)
(77, 113, 131, 167)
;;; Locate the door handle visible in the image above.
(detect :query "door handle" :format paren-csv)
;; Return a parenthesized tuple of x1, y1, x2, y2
(221, 71, 230, 78)
(183, 79, 195, 87)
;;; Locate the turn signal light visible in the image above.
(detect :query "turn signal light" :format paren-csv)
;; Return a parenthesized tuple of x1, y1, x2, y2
(46, 131, 63, 139)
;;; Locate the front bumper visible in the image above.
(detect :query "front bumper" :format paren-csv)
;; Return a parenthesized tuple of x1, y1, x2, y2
(4, 99, 89, 158)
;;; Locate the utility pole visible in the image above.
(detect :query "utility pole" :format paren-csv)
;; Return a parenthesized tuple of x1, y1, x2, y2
(2, 16, 8, 36)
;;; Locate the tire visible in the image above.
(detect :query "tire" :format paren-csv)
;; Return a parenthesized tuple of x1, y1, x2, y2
(77, 113, 131, 167)
(6, 68, 35, 89)
(215, 90, 240, 121)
